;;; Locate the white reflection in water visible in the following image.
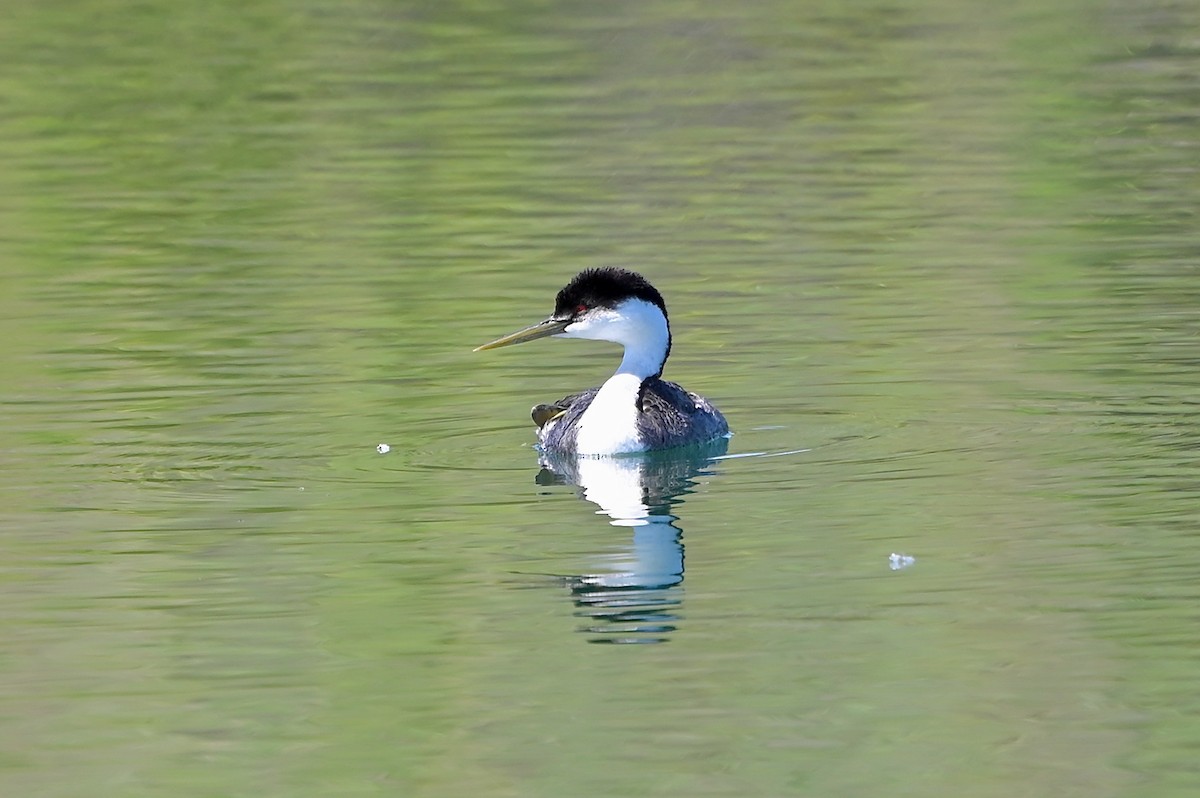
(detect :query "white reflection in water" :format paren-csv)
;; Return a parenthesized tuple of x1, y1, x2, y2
(536, 439, 727, 644)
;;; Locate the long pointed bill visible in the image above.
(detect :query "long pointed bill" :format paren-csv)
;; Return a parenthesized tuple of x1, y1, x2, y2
(474, 318, 571, 351)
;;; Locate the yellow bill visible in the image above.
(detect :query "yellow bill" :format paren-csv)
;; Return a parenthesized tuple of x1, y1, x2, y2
(474, 318, 571, 351)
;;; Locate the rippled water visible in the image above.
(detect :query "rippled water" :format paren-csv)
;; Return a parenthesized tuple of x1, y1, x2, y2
(3, 1, 1200, 796)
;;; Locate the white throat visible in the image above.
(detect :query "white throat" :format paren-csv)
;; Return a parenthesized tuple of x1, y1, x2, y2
(557, 298, 671, 456)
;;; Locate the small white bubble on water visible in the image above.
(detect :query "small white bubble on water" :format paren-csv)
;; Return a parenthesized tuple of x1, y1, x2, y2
(376, 443, 391, 454)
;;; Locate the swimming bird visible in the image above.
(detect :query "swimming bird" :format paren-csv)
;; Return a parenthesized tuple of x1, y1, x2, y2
(475, 268, 729, 456)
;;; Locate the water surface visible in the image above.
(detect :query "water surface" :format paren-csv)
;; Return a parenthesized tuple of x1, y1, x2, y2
(3, 1, 1200, 796)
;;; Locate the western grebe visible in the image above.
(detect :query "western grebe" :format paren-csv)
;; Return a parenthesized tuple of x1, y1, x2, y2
(475, 268, 729, 456)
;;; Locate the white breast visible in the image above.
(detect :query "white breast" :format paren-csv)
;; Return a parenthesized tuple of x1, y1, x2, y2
(573, 373, 645, 455)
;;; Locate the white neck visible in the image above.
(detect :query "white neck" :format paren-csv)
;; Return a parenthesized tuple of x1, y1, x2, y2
(558, 298, 671, 455)
(559, 298, 670, 380)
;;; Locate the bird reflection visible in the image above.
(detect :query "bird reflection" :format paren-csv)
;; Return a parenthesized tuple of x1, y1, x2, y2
(536, 438, 728, 644)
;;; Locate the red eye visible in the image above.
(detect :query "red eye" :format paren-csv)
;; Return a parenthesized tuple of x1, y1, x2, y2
(575, 304, 587, 314)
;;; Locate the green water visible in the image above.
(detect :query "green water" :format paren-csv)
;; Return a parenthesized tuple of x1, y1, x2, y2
(3, 1, 1200, 796)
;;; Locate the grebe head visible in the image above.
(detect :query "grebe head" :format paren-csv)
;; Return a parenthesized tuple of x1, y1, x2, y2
(475, 268, 673, 378)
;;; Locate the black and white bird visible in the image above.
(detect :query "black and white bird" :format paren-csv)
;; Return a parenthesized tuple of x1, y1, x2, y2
(475, 268, 729, 456)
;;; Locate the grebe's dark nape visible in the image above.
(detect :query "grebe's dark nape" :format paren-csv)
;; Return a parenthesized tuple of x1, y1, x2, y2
(475, 268, 729, 456)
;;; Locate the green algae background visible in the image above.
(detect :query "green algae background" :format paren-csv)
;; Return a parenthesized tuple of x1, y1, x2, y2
(2, 1, 1199, 796)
